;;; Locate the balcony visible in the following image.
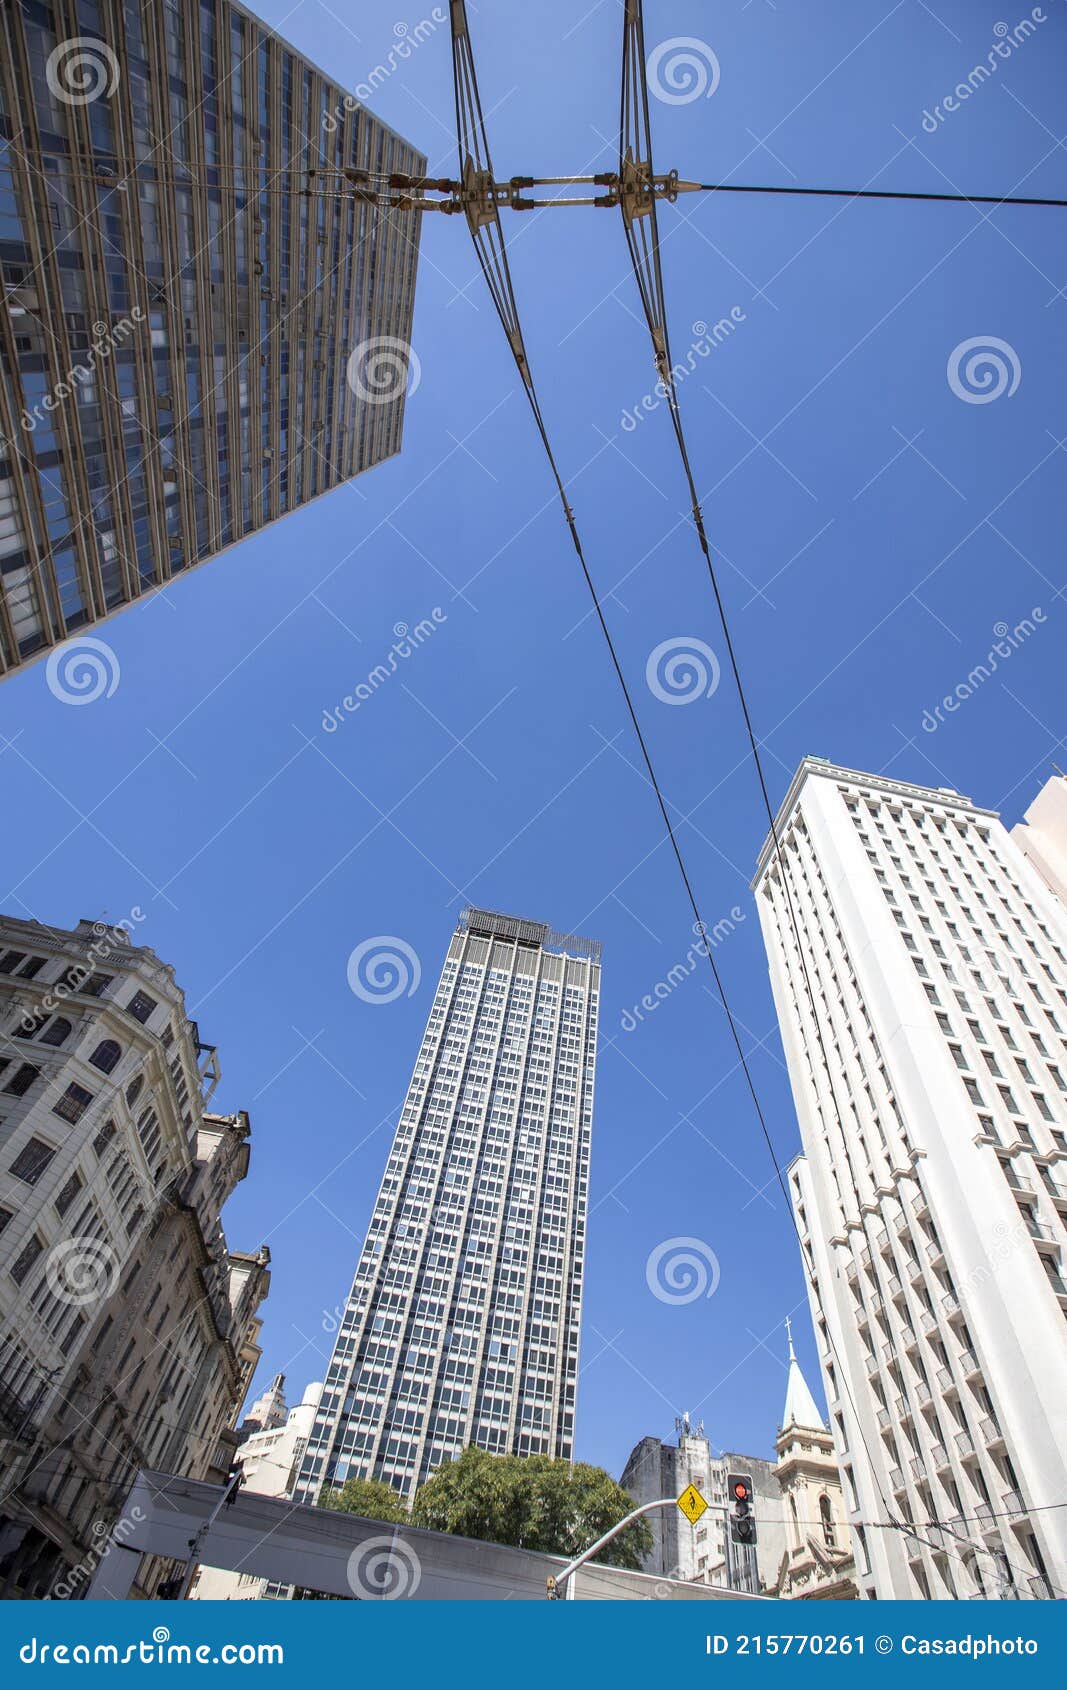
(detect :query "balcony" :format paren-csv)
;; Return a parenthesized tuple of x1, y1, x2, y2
(890, 1466, 905, 1494)
(914, 1379, 932, 1407)
(974, 1501, 995, 1530)
(926, 1238, 945, 1266)
(958, 1348, 983, 1380)
(1002, 1490, 1026, 1518)
(941, 1292, 962, 1320)
(909, 1457, 925, 1481)
(1026, 1221, 1059, 1254)
(955, 1429, 975, 1458)
(864, 1353, 880, 1379)
(979, 1414, 1005, 1449)
(877, 1407, 891, 1431)
(931, 1442, 949, 1470)
(887, 1273, 903, 1297)
(920, 1309, 938, 1335)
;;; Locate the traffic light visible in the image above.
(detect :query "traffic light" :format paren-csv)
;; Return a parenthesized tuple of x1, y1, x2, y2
(728, 1472, 757, 1546)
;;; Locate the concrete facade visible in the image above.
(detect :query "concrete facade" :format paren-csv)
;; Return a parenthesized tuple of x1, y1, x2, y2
(754, 759, 1067, 1601)
(296, 908, 600, 1503)
(192, 1379, 322, 1600)
(1012, 774, 1067, 907)
(0, 914, 268, 1598)
(621, 1418, 786, 1595)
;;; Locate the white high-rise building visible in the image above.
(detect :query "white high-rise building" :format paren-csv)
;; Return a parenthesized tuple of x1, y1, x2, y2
(753, 758, 1067, 1601)
(295, 908, 600, 1503)
(1012, 773, 1067, 907)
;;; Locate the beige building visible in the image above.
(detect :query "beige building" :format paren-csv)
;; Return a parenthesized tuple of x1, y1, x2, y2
(0, 915, 269, 1598)
(191, 1378, 323, 1601)
(773, 1323, 857, 1600)
(1012, 774, 1067, 906)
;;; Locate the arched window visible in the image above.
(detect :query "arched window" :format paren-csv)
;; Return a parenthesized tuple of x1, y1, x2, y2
(90, 1039, 122, 1074)
(789, 1495, 801, 1549)
(819, 1494, 836, 1549)
(125, 1073, 144, 1106)
(40, 1017, 73, 1048)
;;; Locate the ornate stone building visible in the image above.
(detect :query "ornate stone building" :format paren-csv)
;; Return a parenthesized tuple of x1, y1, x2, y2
(773, 1323, 856, 1600)
(0, 914, 268, 1598)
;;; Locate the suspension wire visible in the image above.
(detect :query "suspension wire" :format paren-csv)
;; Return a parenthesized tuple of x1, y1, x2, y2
(615, 1, 1064, 1603)
(696, 183, 1067, 209)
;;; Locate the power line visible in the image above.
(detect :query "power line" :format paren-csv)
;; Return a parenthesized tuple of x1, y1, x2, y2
(444, 0, 1062, 1606)
(695, 183, 1067, 209)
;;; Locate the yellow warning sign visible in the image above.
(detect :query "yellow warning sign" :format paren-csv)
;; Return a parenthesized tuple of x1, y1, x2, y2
(677, 1483, 708, 1524)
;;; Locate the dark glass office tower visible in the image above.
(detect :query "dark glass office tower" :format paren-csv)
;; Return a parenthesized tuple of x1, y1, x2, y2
(0, 0, 425, 677)
(296, 909, 601, 1502)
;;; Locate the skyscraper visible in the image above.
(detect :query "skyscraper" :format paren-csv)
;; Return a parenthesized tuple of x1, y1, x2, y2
(0, 1, 425, 680)
(754, 758, 1067, 1601)
(296, 908, 600, 1503)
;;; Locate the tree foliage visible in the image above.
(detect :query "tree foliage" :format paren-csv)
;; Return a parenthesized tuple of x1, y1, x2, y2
(410, 1446, 652, 1569)
(319, 1476, 409, 1523)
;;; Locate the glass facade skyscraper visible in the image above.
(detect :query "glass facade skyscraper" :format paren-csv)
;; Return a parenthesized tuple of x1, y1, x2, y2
(0, 0, 424, 678)
(296, 908, 601, 1503)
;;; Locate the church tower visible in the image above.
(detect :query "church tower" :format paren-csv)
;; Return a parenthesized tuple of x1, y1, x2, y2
(775, 1320, 857, 1600)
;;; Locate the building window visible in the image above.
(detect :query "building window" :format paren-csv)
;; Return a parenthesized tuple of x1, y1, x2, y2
(10, 1232, 44, 1285)
(125, 1074, 144, 1107)
(0, 1206, 14, 1234)
(52, 1083, 94, 1124)
(10, 1136, 57, 1185)
(92, 1120, 117, 1156)
(90, 1039, 122, 1074)
(3, 1063, 40, 1097)
(819, 1493, 836, 1549)
(54, 1170, 84, 1217)
(125, 990, 158, 1025)
(39, 1017, 74, 1048)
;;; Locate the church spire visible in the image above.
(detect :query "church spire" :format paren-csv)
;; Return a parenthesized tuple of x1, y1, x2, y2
(781, 1318, 825, 1431)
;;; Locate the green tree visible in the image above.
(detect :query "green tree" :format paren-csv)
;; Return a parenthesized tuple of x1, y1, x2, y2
(319, 1477, 409, 1523)
(410, 1446, 652, 1569)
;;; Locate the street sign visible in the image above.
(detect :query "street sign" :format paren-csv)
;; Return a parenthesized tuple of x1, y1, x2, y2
(676, 1483, 708, 1524)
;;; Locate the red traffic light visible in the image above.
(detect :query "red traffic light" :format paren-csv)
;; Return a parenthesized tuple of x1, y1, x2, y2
(733, 1480, 750, 1501)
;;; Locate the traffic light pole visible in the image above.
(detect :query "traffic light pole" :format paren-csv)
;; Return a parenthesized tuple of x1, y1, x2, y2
(546, 1497, 758, 1600)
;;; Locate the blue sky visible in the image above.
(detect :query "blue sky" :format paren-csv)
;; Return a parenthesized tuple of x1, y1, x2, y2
(3, 0, 1066, 1483)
